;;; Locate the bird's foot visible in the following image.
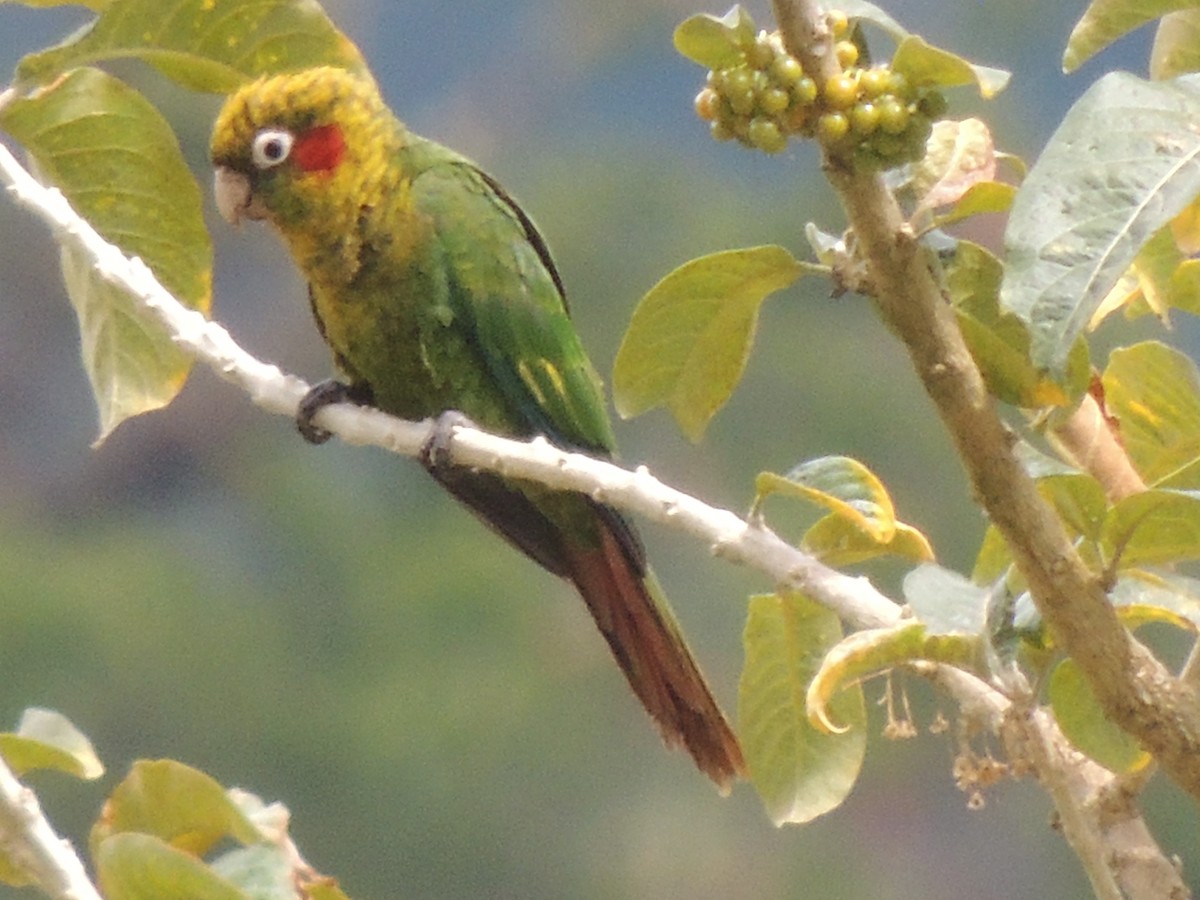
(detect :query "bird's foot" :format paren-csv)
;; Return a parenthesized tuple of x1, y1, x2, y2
(420, 410, 477, 472)
(296, 379, 373, 445)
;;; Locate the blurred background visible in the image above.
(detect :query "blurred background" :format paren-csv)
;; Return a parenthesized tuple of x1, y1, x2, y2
(0, 1, 1195, 897)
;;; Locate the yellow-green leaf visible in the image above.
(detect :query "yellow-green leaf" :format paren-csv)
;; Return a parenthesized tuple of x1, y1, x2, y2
(613, 246, 807, 441)
(1048, 658, 1150, 773)
(0, 708, 103, 779)
(1152, 10, 1200, 79)
(95, 834, 247, 900)
(755, 456, 896, 543)
(1065, 0, 1196, 73)
(1, 67, 210, 443)
(1103, 341, 1200, 488)
(1101, 488, 1200, 568)
(92, 760, 260, 858)
(739, 593, 865, 826)
(802, 515, 933, 567)
(673, 5, 756, 70)
(807, 622, 979, 734)
(15, 0, 367, 93)
(890, 35, 1010, 98)
(933, 181, 1016, 228)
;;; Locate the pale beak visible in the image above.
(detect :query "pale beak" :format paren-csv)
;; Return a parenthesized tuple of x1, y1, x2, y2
(213, 167, 268, 225)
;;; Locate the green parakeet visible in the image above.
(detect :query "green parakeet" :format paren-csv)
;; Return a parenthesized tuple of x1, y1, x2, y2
(211, 66, 743, 789)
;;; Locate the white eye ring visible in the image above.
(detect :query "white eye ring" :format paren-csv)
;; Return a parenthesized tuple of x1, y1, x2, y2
(251, 129, 294, 169)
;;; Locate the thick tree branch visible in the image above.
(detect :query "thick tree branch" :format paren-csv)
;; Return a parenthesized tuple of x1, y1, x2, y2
(770, 0, 1200, 801)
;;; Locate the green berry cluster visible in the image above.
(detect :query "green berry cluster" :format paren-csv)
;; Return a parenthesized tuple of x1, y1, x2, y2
(693, 12, 947, 169)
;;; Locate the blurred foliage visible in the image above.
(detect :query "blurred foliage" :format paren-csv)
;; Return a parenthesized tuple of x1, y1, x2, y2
(0, 1, 1192, 899)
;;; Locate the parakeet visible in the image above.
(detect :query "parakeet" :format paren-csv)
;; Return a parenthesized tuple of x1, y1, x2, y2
(210, 66, 743, 789)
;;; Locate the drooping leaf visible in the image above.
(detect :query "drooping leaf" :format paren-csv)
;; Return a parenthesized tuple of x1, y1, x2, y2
(1000, 72, 1200, 375)
(1152, 9, 1200, 79)
(673, 5, 756, 70)
(802, 515, 933, 566)
(91, 760, 260, 858)
(613, 246, 808, 441)
(910, 119, 997, 214)
(739, 593, 866, 826)
(15, 0, 368, 93)
(754, 456, 896, 543)
(95, 834, 247, 900)
(1, 67, 209, 443)
(1065, 0, 1198, 73)
(890, 35, 1010, 98)
(1048, 658, 1150, 773)
(807, 622, 979, 734)
(1101, 488, 1200, 568)
(1103, 341, 1200, 488)
(0, 708, 103, 779)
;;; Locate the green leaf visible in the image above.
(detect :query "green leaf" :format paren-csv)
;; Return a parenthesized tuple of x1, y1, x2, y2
(1111, 569, 1200, 628)
(673, 6, 756, 70)
(948, 241, 1089, 408)
(1, 67, 210, 443)
(15, 0, 368, 93)
(613, 246, 807, 441)
(1048, 658, 1150, 773)
(910, 119, 997, 213)
(802, 516, 933, 566)
(1101, 488, 1200, 568)
(95, 834, 247, 900)
(1103, 341, 1200, 488)
(738, 593, 865, 826)
(807, 622, 979, 733)
(890, 35, 1010, 98)
(1065, 0, 1198, 73)
(902, 564, 988, 634)
(1152, 10, 1200, 78)
(933, 181, 1016, 228)
(755, 456, 896, 543)
(92, 760, 260, 858)
(1000, 72, 1200, 375)
(0, 708, 103, 779)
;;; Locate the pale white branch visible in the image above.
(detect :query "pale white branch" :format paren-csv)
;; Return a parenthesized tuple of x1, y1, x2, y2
(0, 756, 102, 900)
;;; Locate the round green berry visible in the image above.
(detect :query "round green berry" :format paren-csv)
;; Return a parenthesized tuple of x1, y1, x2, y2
(710, 120, 735, 142)
(822, 72, 859, 110)
(918, 91, 949, 120)
(759, 86, 791, 115)
(792, 75, 818, 106)
(771, 54, 805, 86)
(878, 96, 909, 134)
(849, 101, 880, 135)
(748, 117, 787, 153)
(816, 111, 850, 144)
(835, 40, 859, 69)
(747, 34, 775, 69)
(886, 71, 912, 99)
(858, 67, 890, 99)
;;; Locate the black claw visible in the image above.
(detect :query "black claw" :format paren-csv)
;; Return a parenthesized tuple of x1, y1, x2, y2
(296, 379, 372, 445)
(420, 410, 477, 472)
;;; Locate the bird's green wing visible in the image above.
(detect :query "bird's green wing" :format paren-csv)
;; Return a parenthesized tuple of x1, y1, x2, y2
(412, 159, 617, 455)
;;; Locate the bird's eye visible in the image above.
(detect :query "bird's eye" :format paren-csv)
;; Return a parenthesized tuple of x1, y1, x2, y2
(251, 129, 294, 169)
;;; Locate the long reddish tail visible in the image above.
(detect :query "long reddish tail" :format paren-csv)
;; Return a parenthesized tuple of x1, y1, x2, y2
(564, 517, 745, 792)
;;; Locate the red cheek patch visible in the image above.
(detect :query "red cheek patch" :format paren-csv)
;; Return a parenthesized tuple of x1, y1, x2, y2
(293, 124, 346, 173)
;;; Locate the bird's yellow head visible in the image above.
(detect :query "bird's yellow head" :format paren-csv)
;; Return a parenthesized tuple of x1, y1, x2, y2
(210, 66, 401, 230)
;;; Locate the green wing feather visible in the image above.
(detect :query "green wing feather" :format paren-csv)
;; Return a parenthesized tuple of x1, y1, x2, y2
(409, 159, 616, 454)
